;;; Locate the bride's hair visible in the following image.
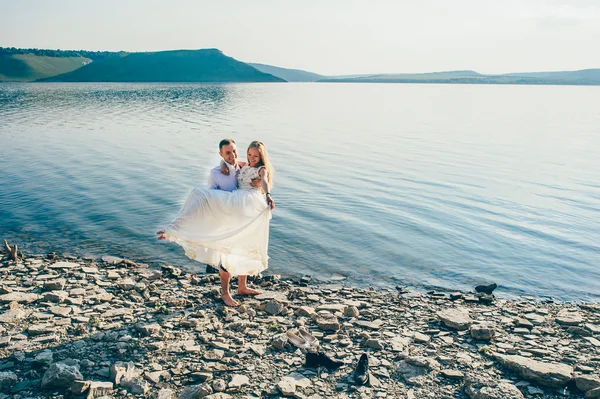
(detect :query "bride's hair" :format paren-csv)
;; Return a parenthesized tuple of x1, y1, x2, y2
(248, 141, 274, 186)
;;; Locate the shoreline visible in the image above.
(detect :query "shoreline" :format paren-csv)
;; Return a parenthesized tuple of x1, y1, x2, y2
(0, 249, 599, 398)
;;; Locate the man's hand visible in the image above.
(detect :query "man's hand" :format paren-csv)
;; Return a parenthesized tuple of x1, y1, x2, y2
(266, 193, 275, 210)
(220, 160, 230, 176)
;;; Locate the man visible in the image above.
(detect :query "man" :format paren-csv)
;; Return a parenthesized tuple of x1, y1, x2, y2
(209, 138, 265, 307)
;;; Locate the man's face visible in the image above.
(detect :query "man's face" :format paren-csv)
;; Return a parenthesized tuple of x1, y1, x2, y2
(219, 143, 238, 165)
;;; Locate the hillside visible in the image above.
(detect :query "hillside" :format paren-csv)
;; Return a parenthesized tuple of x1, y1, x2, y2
(42, 49, 285, 83)
(248, 63, 323, 82)
(320, 69, 600, 85)
(0, 53, 90, 82)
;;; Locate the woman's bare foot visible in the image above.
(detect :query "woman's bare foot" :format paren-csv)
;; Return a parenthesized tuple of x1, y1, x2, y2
(222, 293, 240, 307)
(237, 287, 262, 295)
(156, 231, 166, 240)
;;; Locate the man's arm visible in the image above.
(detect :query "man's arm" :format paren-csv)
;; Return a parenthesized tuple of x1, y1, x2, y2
(207, 169, 219, 189)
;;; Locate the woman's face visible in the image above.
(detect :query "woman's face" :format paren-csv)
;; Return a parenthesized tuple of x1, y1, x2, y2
(247, 147, 261, 167)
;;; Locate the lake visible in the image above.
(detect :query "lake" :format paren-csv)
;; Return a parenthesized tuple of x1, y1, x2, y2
(1, 82, 599, 301)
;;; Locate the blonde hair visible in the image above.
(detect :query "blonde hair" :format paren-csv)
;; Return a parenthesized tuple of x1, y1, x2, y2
(248, 141, 274, 186)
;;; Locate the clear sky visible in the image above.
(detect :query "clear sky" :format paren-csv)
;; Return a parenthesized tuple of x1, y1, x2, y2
(1, 0, 599, 75)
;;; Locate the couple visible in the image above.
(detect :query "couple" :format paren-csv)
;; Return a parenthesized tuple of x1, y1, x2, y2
(157, 139, 275, 307)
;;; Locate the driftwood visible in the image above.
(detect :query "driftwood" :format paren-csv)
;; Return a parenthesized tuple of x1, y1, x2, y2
(3, 240, 18, 261)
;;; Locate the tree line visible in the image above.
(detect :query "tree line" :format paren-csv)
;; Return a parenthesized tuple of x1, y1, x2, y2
(0, 47, 122, 61)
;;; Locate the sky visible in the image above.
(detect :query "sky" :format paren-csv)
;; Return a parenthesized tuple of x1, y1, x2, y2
(1, 0, 599, 75)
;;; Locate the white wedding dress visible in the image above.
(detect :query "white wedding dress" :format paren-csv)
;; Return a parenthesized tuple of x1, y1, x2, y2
(162, 165, 271, 276)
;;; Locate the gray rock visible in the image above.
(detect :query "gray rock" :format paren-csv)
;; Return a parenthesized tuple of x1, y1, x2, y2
(0, 372, 18, 394)
(365, 338, 384, 350)
(437, 308, 472, 330)
(212, 379, 226, 392)
(316, 316, 340, 331)
(122, 377, 149, 395)
(0, 292, 40, 304)
(470, 322, 495, 340)
(179, 383, 213, 399)
(263, 299, 285, 315)
(156, 388, 175, 399)
(277, 376, 296, 396)
(272, 333, 288, 350)
(41, 363, 83, 390)
(44, 279, 66, 291)
(86, 381, 114, 398)
(498, 355, 573, 388)
(344, 305, 360, 317)
(587, 387, 600, 398)
(464, 374, 524, 399)
(556, 309, 584, 326)
(228, 374, 249, 390)
(110, 361, 139, 385)
(0, 306, 31, 323)
(575, 375, 600, 393)
(135, 323, 162, 336)
(43, 291, 69, 303)
(33, 350, 53, 367)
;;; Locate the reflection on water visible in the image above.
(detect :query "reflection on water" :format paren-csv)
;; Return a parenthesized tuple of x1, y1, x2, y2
(1, 82, 599, 301)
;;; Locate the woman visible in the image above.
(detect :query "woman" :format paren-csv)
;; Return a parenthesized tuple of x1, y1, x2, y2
(158, 141, 274, 281)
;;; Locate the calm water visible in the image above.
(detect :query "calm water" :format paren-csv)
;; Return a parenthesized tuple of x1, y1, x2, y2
(1, 82, 599, 301)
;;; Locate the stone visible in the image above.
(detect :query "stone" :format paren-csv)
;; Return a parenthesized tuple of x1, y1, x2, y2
(86, 381, 114, 398)
(33, 350, 53, 367)
(316, 316, 340, 331)
(470, 322, 495, 340)
(179, 383, 213, 399)
(44, 291, 69, 303)
(475, 283, 497, 294)
(441, 369, 464, 380)
(437, 308, 472, 330)
(365, 338, 384, 350)
(50, 306, 72, 317)
(228, 374, 249, 390)
(464, 374, 524, 399)
(556, 309, 584, 326)
(49, 261, 80, 269)
(44, 279, 66, 291)
(122, 377, 149, 395)
(263, 299, 285, 315)
(110, 361, 139, 385)
(354, 319, 383, 329)
(587, 387, 600, 398)
(0, 372, 18, 393)
(136, 323, 162, 336)
(344, 305, 360, 317)
(0, 292, 40, 304)
(272, 333, 288, 349)
(498, 355, 573, 388)
(413, 332, 430, 343)
(156, 388, 175, 399)
(71, 380, 91, 394)
(0, 307, 31, 323)
(277, 376, 296, 396)
(41, 363, 84, 390)
(574, 375, 600, 393)
(295, 306, 316, 317)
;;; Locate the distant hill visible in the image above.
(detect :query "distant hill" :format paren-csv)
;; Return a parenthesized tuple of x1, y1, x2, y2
(320, 69, 600, 85)
(248, 63, 323, 82)
(41, 49, 284, 83)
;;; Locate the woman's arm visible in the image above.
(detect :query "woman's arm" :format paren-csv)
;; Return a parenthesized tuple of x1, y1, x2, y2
(258, 168, 274, 210)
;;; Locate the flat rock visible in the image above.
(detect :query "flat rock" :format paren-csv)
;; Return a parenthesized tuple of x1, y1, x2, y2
(0, 307, 32, 323)
(437, 308, 472, 330)
(49, 261, 80, 269)
(464, 374, 524, 399)
(41, 363, 83, 390)
(556, 309, 584, 326)
(498, 355, 573, 388)
(0, 292, 41, 304)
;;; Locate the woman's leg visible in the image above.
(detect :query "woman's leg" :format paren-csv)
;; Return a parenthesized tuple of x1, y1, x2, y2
(219, 268, 239, 307)
(237, 275, 262, 295)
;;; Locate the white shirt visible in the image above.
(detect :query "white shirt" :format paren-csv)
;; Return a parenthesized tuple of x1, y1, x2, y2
(207, 162, 239, 192)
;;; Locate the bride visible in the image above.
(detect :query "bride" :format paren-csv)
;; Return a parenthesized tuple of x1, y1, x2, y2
(157, 141, 274, 299)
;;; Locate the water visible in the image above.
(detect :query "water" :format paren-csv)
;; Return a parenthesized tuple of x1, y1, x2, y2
(1, 82, 599, 301)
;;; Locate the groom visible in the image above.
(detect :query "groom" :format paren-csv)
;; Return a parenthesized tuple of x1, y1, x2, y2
(209, 138, 263, 307)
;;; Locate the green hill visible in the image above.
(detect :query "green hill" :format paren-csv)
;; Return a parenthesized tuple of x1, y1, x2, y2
(42, 49, 285, 83)
(0, 53, 90, 82)
(248, 63, 323, 82)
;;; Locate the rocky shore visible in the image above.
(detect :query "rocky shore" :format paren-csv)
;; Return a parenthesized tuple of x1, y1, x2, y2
(0, 247, 599, 399)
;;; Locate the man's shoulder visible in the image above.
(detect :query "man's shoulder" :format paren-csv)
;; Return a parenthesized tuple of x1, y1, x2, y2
(210, 165, 222, 174)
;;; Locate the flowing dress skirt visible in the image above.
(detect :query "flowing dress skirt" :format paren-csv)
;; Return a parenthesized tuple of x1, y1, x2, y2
(162, 187, 271, 276)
